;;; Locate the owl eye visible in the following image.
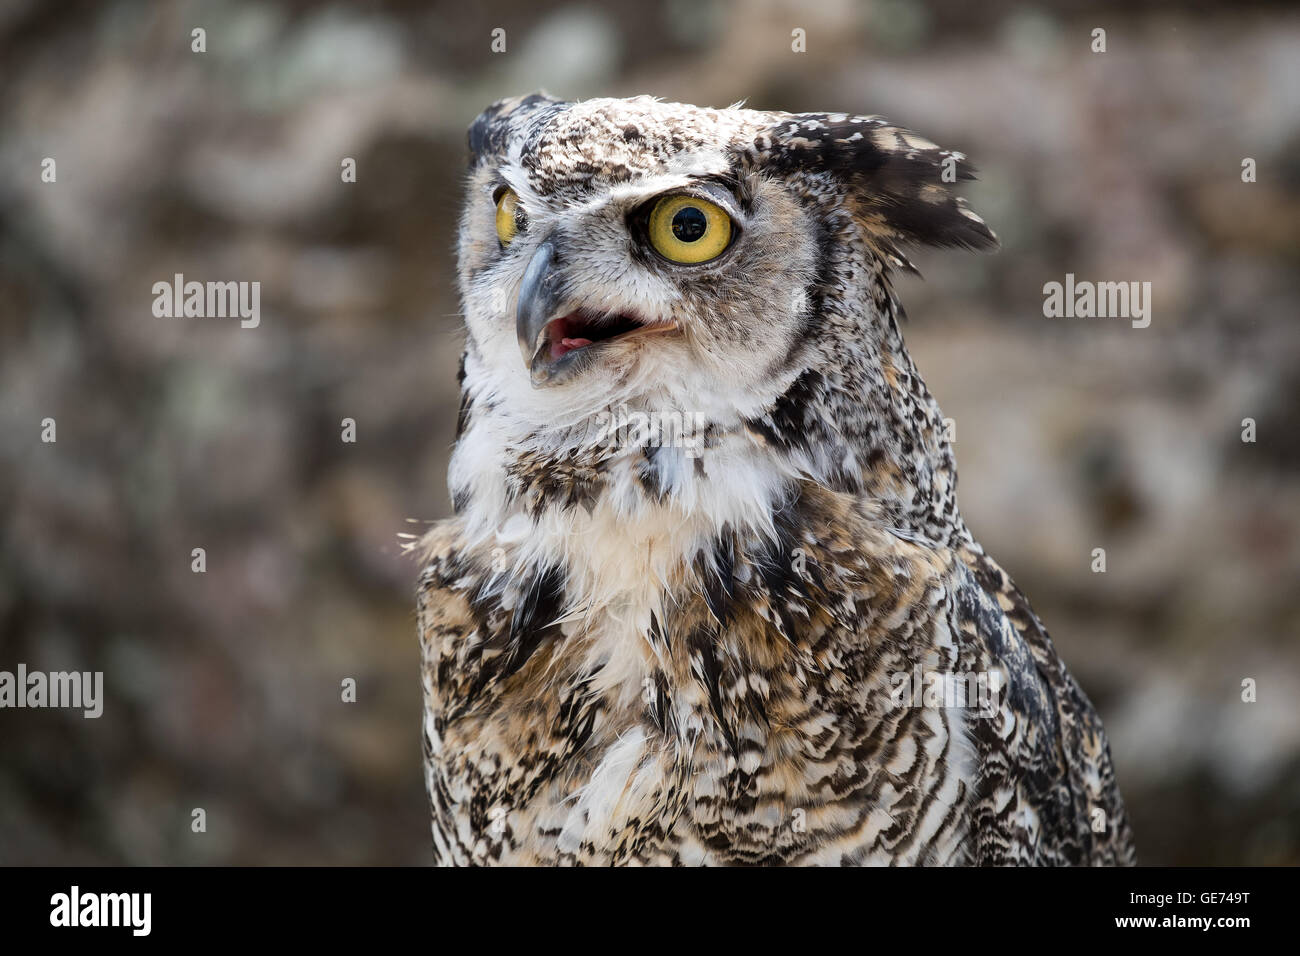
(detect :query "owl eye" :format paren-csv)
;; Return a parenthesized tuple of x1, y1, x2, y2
(646, 194, 733, 264)
(495, 188, 524, 245)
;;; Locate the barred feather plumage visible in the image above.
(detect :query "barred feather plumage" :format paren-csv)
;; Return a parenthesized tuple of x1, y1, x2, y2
(415, 93, 1135, 866)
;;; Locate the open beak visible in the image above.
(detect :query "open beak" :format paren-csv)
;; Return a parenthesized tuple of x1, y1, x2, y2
(515, 239, 565, 383)
(515, 236, 679, 388)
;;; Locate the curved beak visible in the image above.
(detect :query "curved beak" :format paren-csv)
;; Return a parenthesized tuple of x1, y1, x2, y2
(516, 238, 564, 377)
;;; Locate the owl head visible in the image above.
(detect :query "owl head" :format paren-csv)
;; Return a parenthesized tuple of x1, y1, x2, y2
(453, 93, 995, 530)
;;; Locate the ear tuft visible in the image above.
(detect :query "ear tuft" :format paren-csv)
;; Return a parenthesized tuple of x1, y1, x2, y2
(467, 91, 567, 163)
(749, 113, 998, 254)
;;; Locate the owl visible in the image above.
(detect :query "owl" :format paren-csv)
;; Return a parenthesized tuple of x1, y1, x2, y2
(415, 93, 1136, 866)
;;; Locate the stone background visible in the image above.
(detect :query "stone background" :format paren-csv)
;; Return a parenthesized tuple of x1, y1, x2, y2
(1, 0, 1297, 864)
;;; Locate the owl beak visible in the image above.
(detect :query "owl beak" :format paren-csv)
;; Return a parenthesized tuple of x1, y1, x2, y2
(516, 239, 565, 382)
(516, 235, 678, 387)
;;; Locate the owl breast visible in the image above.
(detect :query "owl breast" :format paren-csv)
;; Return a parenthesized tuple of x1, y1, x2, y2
(420, 475, 982, 866)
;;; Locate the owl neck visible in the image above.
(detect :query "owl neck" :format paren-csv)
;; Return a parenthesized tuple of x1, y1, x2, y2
(723, 267, 967, 546)
(449, 298, 966, 553)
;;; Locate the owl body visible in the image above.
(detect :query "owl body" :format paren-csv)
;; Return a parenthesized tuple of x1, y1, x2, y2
(417, 94, 1135, 865)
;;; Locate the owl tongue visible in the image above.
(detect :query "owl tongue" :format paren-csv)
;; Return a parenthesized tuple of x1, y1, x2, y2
(554, 336, 593, 358)
(528, 308, 680, 383)
(542, 310, 643, 360)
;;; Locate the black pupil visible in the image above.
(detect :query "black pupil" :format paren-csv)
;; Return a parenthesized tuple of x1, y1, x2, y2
(671, 206, 708, 242)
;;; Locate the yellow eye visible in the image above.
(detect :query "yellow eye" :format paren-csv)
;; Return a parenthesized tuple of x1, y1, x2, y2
(647, 194, 733, 264)
(495, 188, 522, 245)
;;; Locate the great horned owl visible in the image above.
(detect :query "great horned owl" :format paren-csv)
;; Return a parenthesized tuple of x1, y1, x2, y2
(416, 93, 1135, 866)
